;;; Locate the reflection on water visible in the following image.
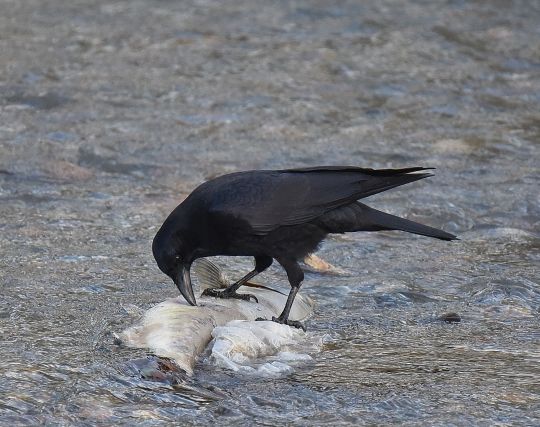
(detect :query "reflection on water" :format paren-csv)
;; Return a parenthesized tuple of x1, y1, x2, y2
(1, 0, 539, 425)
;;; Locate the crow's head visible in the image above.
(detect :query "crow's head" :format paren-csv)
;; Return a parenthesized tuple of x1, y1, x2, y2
(152, 226, 197, 306)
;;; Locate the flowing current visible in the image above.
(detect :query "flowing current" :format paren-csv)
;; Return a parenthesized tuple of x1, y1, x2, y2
(1, 0, 538, 425)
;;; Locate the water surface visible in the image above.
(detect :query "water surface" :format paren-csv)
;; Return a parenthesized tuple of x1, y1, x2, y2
(0, 0, 539, 425)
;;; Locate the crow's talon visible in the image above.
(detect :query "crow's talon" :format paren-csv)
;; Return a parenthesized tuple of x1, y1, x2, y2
(201, 288, 219, 298)
(241, 293, 258, 303)
(201, 288, 258, 303)
(255, 316, 306, 331)
(257, 316, 307, 331)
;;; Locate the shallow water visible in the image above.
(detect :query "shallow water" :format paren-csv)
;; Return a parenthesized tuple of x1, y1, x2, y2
(1, 0, 539, 425)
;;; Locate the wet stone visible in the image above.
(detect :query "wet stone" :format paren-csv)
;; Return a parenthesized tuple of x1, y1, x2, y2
(42, 160, 94, 181)
(438, 312, 461, 323)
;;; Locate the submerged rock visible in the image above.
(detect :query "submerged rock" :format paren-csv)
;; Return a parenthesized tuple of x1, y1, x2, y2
(438, 312, 461, 323)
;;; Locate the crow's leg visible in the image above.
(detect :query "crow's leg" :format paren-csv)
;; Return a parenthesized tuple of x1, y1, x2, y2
(202, 255, 273, 303)
(256, 258, 306, 331)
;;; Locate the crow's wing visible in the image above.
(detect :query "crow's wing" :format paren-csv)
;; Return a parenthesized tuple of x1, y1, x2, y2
(205, 167, 432, 235)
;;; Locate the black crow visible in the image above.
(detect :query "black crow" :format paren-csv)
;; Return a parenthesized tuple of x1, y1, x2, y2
(152, 166, 457, 330)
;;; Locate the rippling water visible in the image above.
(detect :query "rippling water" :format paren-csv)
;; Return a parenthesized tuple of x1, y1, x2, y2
(1, 0, 539, 425)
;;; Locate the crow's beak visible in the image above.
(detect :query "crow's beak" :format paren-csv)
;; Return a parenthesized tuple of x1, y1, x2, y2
(175, 262, 197, 306)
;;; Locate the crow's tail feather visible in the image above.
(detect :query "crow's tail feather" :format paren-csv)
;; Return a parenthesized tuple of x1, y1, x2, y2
(353, 172, 433, 200)
(319, 202, 457, 241)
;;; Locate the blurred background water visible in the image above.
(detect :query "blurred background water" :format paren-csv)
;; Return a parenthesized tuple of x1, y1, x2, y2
(0, 0, 538, 425)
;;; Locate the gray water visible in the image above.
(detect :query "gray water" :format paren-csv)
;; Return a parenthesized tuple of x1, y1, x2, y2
(1, 0, 539, 425)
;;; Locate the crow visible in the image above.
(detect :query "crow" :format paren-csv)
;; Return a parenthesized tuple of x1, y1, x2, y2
(152, 166, 457, 330)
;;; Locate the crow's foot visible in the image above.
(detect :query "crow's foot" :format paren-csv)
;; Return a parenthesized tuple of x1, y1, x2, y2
(201, 288, 258, 303)
(255, 316, 306, 332)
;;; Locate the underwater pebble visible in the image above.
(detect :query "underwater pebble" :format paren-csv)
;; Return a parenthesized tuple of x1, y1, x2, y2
(438, 312, 461, 323)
